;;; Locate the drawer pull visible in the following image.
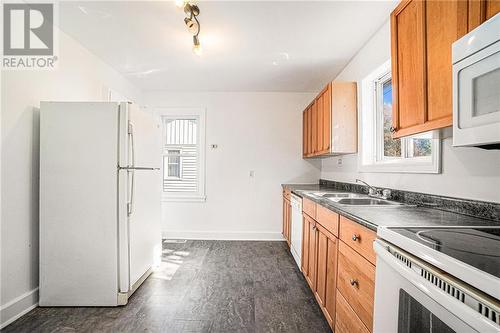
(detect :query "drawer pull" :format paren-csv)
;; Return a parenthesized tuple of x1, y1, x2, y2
(350, 279, 359, 287)
(352, 234, 360, 241)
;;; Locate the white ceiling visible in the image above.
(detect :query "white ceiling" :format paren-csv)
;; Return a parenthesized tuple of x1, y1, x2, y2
(59, 1, 397, 92)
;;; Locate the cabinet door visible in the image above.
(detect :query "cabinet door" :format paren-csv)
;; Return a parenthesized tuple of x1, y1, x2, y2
(303, 110, 307, 157)
(307, 106, 313, 156)
(302, 215, 317, 290)
(317, 94, 324, 154)
(322, 84, 332, 153)
(425, 0, 468, 129)
(301, 214, 310, 274)
(282, 197, 287, 239)
(315, 225, 338, 326)
(311, 101, 318, 155)
(391, 0, 427, 137)
(468, 0, 500, 31)
(286, 200, 291, 246)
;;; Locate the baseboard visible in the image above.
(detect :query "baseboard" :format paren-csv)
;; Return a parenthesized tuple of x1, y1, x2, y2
(162, 230, 285, 241)
(0, 288, 38, 329)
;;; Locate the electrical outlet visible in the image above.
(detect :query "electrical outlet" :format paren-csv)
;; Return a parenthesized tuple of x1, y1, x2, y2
(337, 158, 343, 167)
(249, 170, 255, 178)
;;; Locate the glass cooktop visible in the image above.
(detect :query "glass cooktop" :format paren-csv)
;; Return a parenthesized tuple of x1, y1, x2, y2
(389, 227, 500, 279)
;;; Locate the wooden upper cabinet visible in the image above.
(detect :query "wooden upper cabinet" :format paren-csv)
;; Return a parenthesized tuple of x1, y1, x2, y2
(390, 0, 469, 138)
(302, 82, 357, 158)
(468, 0, 500, 31)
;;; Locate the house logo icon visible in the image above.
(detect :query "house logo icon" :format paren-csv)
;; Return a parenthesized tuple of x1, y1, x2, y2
(3, 3, 54, 56)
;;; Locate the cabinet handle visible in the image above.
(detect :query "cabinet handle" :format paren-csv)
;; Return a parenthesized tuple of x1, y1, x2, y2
(350, 279, 359, 287)
(390, 126, 396, 133)
(352, 234, 360, 242)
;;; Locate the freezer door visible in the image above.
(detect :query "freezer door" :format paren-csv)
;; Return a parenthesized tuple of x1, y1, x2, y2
(118, 103, 162, 290)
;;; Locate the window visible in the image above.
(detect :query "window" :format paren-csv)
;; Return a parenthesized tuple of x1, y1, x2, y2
(165, 149, 181, 179)
(157, 108, 206, 202)
(359, 60, 440, 173)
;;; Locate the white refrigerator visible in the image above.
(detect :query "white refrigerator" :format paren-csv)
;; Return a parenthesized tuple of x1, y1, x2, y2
(39, 102, 161, 306)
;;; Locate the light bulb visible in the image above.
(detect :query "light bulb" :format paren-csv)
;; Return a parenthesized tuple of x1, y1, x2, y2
(193, 43, 202, 56)
(192, 35, 202, 56)
(175, 0, 185, 8)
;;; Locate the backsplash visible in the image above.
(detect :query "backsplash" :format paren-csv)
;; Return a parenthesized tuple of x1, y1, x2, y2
(319, 179, 500, 222)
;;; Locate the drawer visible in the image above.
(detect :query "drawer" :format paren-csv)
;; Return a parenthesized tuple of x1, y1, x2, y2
(339, 216, 376, 264)
(302, 197, 316, 219)
(337, 241, 375, 330)
(316, 204, 339, 237)
(335, 290, 370, 333)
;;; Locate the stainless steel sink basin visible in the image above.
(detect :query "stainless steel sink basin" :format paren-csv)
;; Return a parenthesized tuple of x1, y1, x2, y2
(312, 192, 365, 199)
(336, 198, 402, 206)
(309, 191, 404, 207)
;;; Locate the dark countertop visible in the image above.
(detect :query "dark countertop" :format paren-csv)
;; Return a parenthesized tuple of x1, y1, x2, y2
(282, 184, 500, 231)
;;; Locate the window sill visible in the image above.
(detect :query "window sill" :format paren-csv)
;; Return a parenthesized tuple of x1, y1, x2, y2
(358, 161, 440, 174)
(162, 195, 206, 203)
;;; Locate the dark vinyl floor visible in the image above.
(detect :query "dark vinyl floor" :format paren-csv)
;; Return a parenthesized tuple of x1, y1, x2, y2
(4, 240, 331, 333)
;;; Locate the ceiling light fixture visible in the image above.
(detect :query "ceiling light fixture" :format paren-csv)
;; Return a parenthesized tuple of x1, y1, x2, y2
(178, 1, 202, 56)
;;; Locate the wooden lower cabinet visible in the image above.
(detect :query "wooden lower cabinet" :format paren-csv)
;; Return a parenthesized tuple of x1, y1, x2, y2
(301, 200, 377, 332)
(314, 224, 338, 328)
(335, 290, 371, 333)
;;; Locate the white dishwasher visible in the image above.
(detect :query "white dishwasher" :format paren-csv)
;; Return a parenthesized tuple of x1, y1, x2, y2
(290, 194, 302, 269)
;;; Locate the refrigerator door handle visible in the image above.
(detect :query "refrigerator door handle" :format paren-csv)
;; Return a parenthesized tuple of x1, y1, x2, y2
(127, 170, 135, 216)
(127, 122, 135, 217)
(119, 166, 160, 170)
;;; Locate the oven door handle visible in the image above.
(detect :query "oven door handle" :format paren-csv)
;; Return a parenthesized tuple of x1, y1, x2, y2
(373, 241, 496, 333)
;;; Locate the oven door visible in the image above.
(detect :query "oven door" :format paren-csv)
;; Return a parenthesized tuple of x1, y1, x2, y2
(452, 39, 500, 147)
(373, 241, 496, 333)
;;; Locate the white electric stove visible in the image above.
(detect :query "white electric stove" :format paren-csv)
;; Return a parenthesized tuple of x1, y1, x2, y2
(374, 226, 500, 333)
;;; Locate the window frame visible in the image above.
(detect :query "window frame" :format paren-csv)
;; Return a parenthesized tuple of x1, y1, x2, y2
(156, 108, 206, 202)
(358, 60, 441, 174)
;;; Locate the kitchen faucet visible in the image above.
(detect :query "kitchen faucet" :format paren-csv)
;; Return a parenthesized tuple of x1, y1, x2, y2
(355, 179, 391, 199)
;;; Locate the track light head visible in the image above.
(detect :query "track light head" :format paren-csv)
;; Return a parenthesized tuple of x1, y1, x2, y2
(184, 3, 199, 17)
(184, 17, 199, 35)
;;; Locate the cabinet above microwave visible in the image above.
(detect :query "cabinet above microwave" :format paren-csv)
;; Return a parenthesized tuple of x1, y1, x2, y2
(302, 82, 358, 158)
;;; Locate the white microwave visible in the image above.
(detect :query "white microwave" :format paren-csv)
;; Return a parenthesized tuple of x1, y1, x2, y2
(452, 13, 500, 148)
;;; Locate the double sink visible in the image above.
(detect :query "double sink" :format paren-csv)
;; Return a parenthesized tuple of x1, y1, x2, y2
(310, 192, 403, 207)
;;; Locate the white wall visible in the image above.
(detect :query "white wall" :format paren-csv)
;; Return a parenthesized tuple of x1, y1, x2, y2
(0, 29, 142, 328)
(144, 91, 321, 240)
(321, 21, 500, 203)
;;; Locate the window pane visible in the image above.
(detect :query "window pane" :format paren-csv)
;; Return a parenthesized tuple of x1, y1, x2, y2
(164, 118, 197, 145)
(167, 154, 180, 178)
(412, 138, 432, 157)
(382, 80, 401, 157)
